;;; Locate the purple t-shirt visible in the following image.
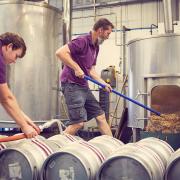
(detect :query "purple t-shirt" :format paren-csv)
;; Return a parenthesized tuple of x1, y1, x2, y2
(60, 32, 99, 87)
(0, 42, 6, 84)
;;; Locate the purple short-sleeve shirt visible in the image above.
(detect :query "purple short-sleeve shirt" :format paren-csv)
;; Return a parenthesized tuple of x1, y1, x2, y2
(60, 32, 99, 87)
(0, 42, 6, 84)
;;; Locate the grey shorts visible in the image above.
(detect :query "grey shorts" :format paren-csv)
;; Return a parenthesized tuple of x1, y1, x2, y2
(61, 82, 104, 125)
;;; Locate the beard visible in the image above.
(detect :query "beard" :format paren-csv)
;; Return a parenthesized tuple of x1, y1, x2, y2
(97, 37, 104, 45)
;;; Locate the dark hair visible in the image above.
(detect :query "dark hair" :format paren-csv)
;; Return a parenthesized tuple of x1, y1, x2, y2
(93, 18, 114, 31)
(0, 32, 27, 58)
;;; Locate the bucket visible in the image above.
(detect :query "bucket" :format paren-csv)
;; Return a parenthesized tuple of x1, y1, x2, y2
(165, 148, 180, 180)
(97, 141, 168, 180)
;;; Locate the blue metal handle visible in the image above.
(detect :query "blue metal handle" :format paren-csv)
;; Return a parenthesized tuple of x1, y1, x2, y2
(84, 75, 161, 116)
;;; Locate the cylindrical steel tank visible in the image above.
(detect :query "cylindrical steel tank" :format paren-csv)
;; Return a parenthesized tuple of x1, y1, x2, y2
(0, 134, 82, 179)
(127, 34, 180, 129)
(41, 140, 108, 180)
(165, 148, 180, 180)
(0, 0, 63, 124)
(137, 137, 174, 165)
(0, 136, 60, 180)
(97, 138, 173, 180)
(41, 136, 124, 180)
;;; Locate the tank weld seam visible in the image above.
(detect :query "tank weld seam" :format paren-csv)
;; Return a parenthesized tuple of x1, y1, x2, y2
(51, 141, 63, 148)
(135, 144, 165, 174)
(157, 140, 174, 153)
(64, 134, 77, 141)
(109, 137, 124, 145)
(79, 141, 105, 163)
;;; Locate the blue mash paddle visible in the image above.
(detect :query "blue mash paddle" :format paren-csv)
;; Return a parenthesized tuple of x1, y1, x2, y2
(84, 75, 161, 116)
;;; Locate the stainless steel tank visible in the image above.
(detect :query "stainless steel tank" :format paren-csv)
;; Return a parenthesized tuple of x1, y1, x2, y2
(137, 137, 174, 166)
(0, 136, 60, 180)
(97, 138, 173, 180)
(41, 140, 106, 180)
(0, 134, 82, 180)
(0, 0, 63, 125)
(41, 136, 124, 180)
(97, 145, 160, 180)
(127, 34, 180, 129)
(165, 148, 180, 180)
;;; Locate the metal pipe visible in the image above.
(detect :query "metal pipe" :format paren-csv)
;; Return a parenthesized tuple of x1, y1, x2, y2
(93, 0, 96, 22)
(63, 0, 72, 43)
(163, 0, 174, 33)
(72, 0, 160, 11)
(122, 26, 127, 108)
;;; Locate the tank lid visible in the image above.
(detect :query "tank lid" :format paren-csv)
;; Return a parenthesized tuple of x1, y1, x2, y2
(41, 152, 88, 180)
(0, 0, 62, 12)
(127, 33, 180, 46)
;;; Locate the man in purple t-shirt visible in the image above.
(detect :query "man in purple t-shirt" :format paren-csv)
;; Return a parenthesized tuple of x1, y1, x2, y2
(0, 32, 40, 138)
(56, 18, 114, 136)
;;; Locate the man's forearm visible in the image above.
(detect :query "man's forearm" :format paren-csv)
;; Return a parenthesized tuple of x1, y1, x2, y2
(60, 53, 81, 71)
